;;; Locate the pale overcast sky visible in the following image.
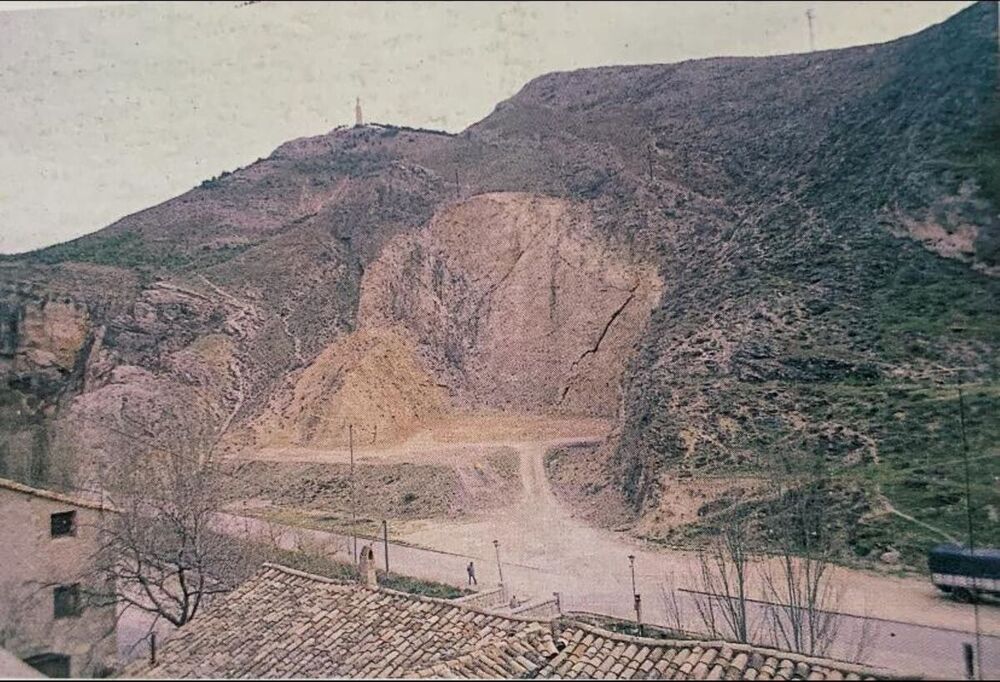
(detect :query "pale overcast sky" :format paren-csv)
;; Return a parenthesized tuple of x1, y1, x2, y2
(0, 1, 974, 253)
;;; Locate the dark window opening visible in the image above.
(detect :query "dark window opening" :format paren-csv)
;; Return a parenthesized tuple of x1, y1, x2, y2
(50, 510, 76, 538)
(24, 653, 70, 678)
(53, 584, 81, 618)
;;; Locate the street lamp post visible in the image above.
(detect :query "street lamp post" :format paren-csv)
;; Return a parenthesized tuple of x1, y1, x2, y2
(382, 519, 389, 574)
(628, 554, 637, 597)
(634, 595, 643, 637)
(628, 554, 642, 635)
(493, 539, 504, 585)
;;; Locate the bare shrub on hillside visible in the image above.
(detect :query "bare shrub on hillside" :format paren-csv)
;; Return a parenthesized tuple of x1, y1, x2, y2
(689, 514, 756, 643)
(757, 466, 845, 658)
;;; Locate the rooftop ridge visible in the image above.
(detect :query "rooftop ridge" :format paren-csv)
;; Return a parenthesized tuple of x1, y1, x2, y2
(0, 476, 110, 512)
(558, 620, 913, 680)
(261, 562, 553, 624)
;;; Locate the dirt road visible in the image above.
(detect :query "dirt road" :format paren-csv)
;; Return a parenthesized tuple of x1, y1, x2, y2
(226, 419, 1000, 677)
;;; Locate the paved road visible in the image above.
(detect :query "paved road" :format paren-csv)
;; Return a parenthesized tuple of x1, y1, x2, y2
(212, 433, 1000, 679)
(213, 510, 1000, 678)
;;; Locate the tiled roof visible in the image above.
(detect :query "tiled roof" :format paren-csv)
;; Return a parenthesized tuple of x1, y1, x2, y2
(510, 624, 885, 681)
(132, 563, 894, 680)
(0, 476, 110, 511)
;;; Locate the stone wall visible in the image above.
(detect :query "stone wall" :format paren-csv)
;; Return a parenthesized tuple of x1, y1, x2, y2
(510, 597, 561, 620)
(451, 584, 508, 610)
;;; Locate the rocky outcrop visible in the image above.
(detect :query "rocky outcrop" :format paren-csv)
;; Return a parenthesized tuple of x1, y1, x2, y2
(358, 193, 661, 417)
(0, 296, 93, 485)
(1, 298, 90, 386)
(238, 193, 661, 449)
(245, 328, 448, 448)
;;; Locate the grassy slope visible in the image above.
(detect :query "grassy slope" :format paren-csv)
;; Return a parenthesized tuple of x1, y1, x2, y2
(607, 3, 1000, 570)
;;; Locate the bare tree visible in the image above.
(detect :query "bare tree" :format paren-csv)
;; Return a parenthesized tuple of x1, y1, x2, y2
(675, 454, 859, 660)
(89, 450, 248, 627)
(658, 568, 687, 636)
(84, 400, 252, 629)
(689, 514, 755, 643)
(758, 473, 844, 657)
(846, 606, 881, 665)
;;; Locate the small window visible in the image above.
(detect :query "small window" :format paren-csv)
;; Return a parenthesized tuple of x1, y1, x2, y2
(50, 511, 76, 538)
(24, 653, 70, 678)
(53, 584, 81, 618)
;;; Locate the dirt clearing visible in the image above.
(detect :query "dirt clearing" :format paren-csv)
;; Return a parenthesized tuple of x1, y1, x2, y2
(221, 446, 521, 536)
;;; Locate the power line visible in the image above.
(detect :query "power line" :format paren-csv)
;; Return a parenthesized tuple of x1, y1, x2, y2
(64, 366, 997, 540)
(349, 423, 357, 565)
(958, 384, 984, 681)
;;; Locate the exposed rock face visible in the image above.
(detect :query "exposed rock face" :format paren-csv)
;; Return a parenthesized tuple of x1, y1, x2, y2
(886, 179, 1000, 274)
(1, 298, 90, 394)
(0, 295, 95, 485)
(358, 193, 661, 417)
(13, 300, 89, 372)
(238, 192, 660, 449)
(247, 328, 448, 448)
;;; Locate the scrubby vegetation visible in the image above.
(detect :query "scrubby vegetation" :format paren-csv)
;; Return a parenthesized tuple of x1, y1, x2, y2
(247, 543, 469, 599)
(24, 232, 250, 270)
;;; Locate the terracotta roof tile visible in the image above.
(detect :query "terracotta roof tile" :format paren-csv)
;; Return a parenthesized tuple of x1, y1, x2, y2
(129, 564, 900, 680)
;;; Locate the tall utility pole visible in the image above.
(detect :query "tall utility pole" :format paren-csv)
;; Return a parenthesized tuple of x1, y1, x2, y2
(943, 327, 984, 681)
(493, 539, 504, 585)
(350, 423, 357, 564)
(382, 519, 390, 574)
(958, 384, 983, 681)
(805, 8, 816, 52)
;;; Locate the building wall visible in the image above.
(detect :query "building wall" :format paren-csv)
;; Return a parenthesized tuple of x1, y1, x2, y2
(452, 584, 508, 610)
(0, 485, 118, 677)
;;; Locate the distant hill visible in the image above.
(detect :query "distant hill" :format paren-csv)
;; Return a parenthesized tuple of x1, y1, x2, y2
(2, 1, 996, 567)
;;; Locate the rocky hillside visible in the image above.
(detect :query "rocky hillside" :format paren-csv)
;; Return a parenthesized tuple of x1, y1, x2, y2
(1, 2, 997, 563)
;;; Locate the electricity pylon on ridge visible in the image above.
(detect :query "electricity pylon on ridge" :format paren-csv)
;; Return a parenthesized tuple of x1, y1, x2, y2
(805, 7, 816, 53)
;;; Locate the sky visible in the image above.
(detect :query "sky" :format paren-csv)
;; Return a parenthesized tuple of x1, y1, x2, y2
(0, 1, 975, 254)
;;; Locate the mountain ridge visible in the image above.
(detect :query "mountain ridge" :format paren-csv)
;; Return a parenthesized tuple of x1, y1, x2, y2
(1, 1, 997, 566)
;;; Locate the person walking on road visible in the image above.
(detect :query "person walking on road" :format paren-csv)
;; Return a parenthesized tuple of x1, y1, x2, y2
(467, 561, 477, 586)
